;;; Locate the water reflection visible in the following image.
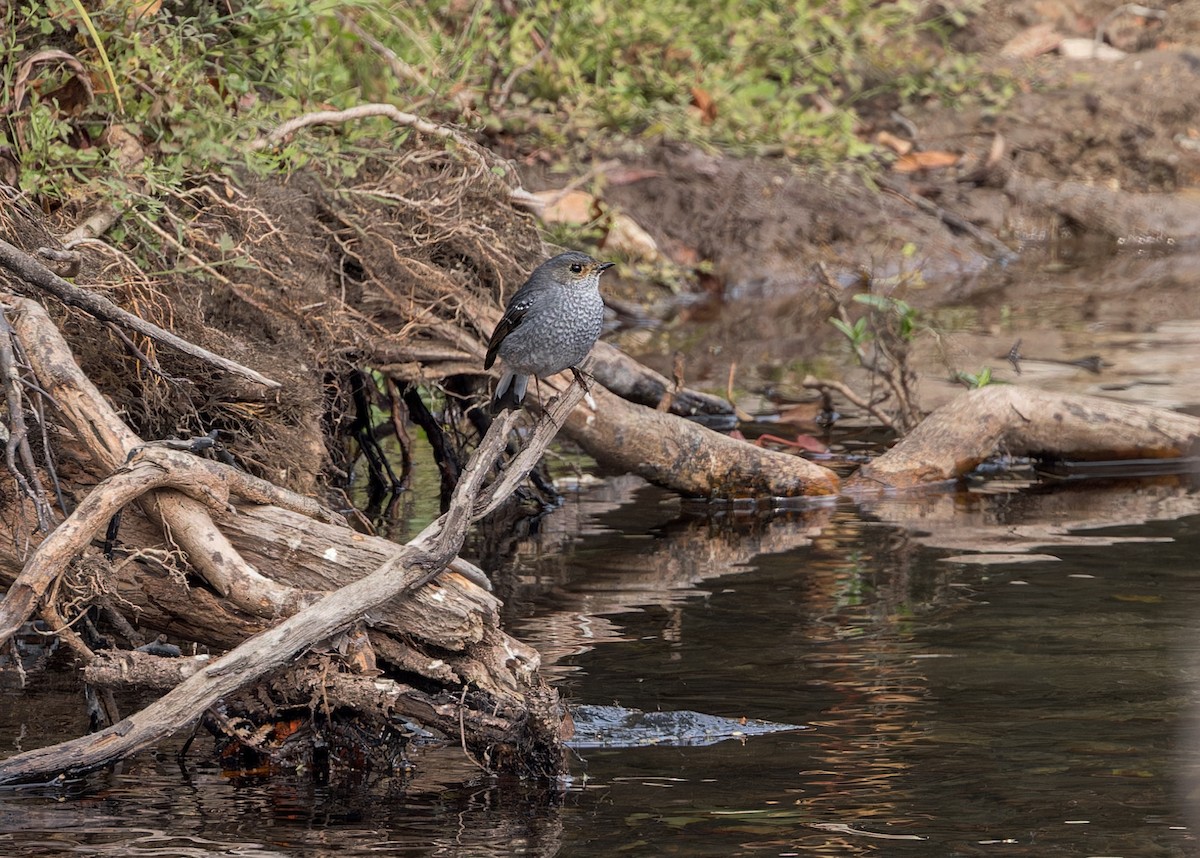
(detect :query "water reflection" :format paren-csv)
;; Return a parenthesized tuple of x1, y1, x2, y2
(498, 474, 1200, 855)
(3, 474, 1200, 854)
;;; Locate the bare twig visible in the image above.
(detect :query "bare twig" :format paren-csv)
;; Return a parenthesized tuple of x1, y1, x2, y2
(0, 308, 52, 531)
(252, 103, 477, 157)
(801, 375, 898, 432)
(335, 11, 433, 94)
(877, 176, 1015, 261)
(0, 237, 280, 389)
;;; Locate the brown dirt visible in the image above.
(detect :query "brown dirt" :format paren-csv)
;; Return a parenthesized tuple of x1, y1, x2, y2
(544, 1, 1200, 402)
(8, 1, 1200, 495)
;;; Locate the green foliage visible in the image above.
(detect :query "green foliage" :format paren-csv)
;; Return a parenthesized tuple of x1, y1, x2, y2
(838, 293, 922, 346)
(954, 366, 997, 389)
(1, 0, 1001, 207)
(826, 281, 928, 432)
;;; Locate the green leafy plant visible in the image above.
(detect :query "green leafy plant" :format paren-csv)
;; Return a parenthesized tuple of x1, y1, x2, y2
(826, 283, 928, 433)
(1, 0, 1005, 211)
(954, 366, 997, 389)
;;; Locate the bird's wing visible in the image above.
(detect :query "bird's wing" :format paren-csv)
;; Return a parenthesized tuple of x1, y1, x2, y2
(484, 295, 534, 369)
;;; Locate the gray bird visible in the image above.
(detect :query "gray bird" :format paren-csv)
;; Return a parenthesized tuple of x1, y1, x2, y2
(485, 251, 613, 410)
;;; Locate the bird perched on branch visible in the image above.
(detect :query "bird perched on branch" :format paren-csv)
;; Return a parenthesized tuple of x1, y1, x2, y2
(485, 251, 613, 410)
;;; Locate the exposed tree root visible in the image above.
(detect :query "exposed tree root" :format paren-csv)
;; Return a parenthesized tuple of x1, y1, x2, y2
(0, 291, 585, 785)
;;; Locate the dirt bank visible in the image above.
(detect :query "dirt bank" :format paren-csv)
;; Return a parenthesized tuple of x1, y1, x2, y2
(533, 2, 1200, 398)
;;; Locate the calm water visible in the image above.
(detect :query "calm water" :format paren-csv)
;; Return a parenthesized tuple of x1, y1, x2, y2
(2, 474, 1200, 856)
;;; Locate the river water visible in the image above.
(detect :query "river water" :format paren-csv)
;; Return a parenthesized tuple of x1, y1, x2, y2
(2, 474, 1200, 856)
(2, 251, 1200, 855)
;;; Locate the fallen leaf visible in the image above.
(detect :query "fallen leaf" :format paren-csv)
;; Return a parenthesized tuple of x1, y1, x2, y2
(893, 150, 961, 173)
(129, 0, 162, 18)
(690, 86, 717, 124)
(531, 189, 599, 225)
(875, 130, 913, 156)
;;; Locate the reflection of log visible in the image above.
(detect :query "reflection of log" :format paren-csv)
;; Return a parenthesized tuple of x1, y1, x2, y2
(562, 382, 839, 497)
(861, 480, 1200, 557)
(848, 386, 1200, 490)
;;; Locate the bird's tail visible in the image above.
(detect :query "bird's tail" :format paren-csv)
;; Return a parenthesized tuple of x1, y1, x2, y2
(491, 371, 529, 412)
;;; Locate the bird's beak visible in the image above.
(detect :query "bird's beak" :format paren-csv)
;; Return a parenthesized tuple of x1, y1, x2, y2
(597, 261, 615, 272)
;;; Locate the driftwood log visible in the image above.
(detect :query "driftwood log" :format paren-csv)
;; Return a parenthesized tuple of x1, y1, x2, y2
(563, 381, 839, 497)
(847, 385, 1200, 490)
(0, 292, 588, 785)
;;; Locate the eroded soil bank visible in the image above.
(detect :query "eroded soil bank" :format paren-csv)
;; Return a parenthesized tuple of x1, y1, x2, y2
(528, 1, 1200, 413)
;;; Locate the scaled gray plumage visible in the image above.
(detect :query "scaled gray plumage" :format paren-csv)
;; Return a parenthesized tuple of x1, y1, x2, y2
(485, 251, 613, 409)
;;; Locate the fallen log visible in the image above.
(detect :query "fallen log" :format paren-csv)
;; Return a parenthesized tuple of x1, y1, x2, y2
(562, 381, 840, 497)
(846, 385, 1200, 490)
(588, 341, 735, 429)
(0, 286, 596, 784)
(0, 387, 582, 785)
(1005, 173, 1200, 247)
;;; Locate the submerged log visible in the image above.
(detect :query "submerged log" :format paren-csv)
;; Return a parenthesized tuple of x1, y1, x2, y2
(1006, 173, 1200, 247)
(847, 386, 1200, 490)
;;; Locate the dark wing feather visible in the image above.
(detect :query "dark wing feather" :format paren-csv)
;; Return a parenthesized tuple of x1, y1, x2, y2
(484, 298, 531, 369)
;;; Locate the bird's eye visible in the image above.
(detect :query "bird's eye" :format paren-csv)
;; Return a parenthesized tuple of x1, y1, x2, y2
(569, 262, 583, 274)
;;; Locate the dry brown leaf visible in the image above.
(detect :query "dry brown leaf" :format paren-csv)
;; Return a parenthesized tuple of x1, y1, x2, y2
(129, 0, 162, 19)
(893, 150, 961, 173)
(531, 189, 599, 225)
(690, 86, 717, 124)
(10, 50, 93, 113)
(875, 130, 913, 156)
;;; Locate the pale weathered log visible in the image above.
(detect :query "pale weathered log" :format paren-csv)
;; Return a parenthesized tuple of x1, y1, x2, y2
(0, 393, 575, 785)
(561, 382, 840, 497)
(86, 650, 212, 690)
(1006, 173, 1200, 247)
(588, 341, 734, 426)
(466, 305, 832, 496)
(7, 296, 306, 618)
(847, 386, 1200, 490)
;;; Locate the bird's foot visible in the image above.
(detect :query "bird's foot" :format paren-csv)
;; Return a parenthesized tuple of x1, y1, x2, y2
(570, 366, 593, 392)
